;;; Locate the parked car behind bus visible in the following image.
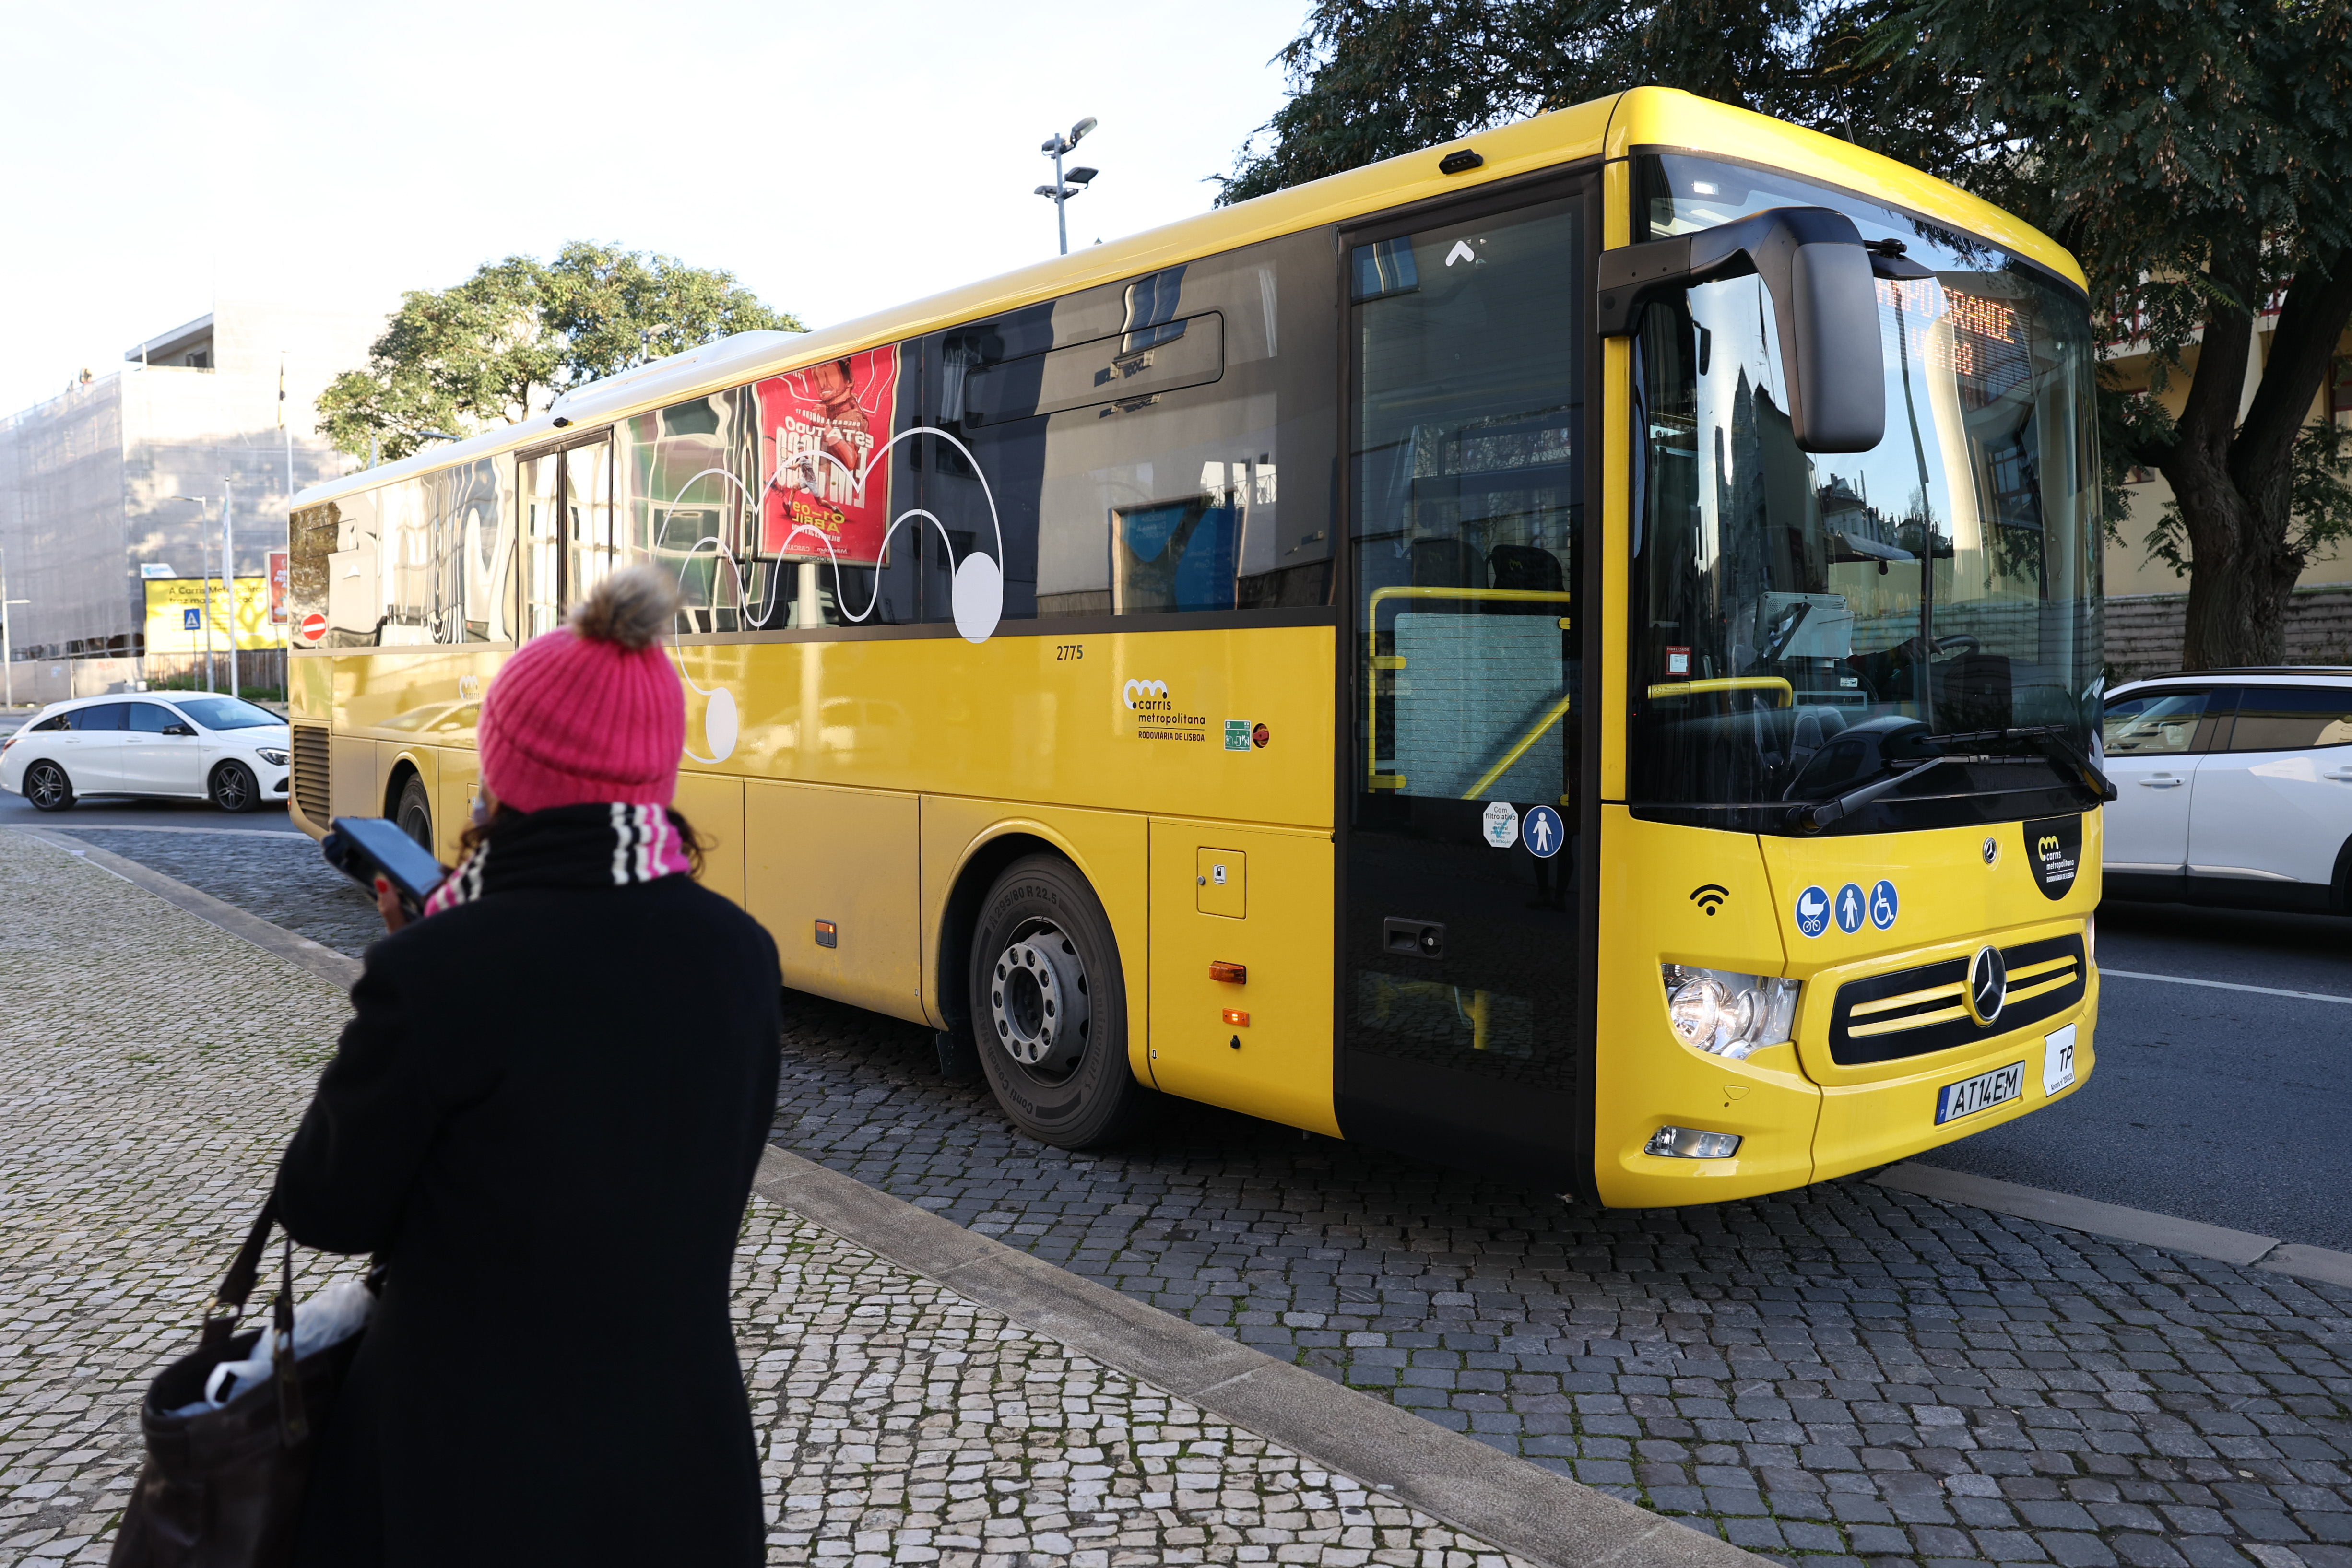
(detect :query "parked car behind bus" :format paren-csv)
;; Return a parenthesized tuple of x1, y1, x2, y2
(0, 694, 291, 813)
(2101, 668, 2352, 914)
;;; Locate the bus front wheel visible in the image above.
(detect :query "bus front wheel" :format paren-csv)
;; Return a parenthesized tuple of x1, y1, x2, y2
(968, 853, 1151, 1149)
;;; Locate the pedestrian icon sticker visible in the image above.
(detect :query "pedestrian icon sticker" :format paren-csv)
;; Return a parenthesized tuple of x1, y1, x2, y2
(1834, 882, 1866, 935)
(1523, 805, 1563, 860)
(1480, 801, 1520, 849)
(1794, 885, 1830, 939)
(1869, 879, 1900, 931)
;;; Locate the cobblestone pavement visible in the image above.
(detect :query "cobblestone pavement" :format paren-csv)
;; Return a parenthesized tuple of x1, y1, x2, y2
(58, 827, 383, 959)
(755, 995, 2352, 1568)
(745, 1207, 1531, 1567)
(0, 831, 1526, 1568)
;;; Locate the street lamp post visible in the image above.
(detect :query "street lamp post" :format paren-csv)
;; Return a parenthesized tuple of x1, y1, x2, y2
(222, 479, 237, 701)
(1036, 117, 1099, 256)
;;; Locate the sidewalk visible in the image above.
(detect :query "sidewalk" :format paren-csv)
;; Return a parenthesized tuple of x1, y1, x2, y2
(0, 829, 1561, 1568)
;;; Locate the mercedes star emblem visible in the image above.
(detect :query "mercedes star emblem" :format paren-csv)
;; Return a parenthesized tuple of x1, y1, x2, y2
(1982, 837, 1998, 864)
(1966, 944, 2008, 1026)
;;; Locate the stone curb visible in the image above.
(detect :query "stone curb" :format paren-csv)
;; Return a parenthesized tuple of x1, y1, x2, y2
(1873, 1162, 2352, 1288)
(13, 826, 365, 991)
(752, 1144, 1759, 1568)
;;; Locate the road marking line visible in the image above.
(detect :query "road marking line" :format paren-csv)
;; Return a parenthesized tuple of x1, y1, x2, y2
(2102, 967, 2352, 1006)
(1873, 1162, 2352, 1288)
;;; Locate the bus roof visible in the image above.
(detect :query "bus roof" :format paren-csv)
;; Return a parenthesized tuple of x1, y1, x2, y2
(293, 87, 2085, 512)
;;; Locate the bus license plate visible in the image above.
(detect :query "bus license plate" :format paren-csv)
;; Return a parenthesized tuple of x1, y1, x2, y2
(1935, 1061, 2025, 1126)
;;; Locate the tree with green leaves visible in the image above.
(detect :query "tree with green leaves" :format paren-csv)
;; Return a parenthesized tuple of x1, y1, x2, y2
(1908, 2, 2352, 670)
(1215, 1, 1954, 203)
(1224, 0, 2352, 669)
(318, 242, 801, 465)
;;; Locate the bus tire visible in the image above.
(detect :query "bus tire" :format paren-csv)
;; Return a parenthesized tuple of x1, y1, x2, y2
(967, 853, 1150, 1149)
(394, 773, 433, 851)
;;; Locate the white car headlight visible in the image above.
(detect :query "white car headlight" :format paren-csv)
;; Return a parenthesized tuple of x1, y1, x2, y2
(1660, 966, 1798, 1060)
(254, 748, 289, 766)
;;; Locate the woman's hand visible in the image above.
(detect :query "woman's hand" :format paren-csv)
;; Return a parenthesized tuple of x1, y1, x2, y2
(374, 876, 409, 934)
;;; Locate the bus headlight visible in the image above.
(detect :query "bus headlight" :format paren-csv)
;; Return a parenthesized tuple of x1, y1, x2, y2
(1661, 967, 1798, 1060)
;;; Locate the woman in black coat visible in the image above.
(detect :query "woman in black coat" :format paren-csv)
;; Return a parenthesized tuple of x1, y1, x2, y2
(275, 567, 781, 1567)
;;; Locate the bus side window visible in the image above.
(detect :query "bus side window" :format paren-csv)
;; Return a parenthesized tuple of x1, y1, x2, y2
(619, 391, 757, 634)
(917, 229, 1337, 625)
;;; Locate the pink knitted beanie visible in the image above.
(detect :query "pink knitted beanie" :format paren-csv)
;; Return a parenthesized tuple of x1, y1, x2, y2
(477, 566, 686, 813)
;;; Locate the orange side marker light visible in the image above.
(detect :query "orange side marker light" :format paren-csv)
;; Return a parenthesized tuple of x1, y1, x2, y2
(1209, 961, 1247, 984)
(1222, 1009, 1250, 1027)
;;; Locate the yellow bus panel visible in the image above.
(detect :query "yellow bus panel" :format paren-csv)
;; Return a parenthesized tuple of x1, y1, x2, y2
(1146, 818, 1340, 1137)
(745, 779, 922, 1019)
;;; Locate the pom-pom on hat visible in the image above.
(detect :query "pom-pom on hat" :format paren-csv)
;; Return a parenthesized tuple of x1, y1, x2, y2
(477, 565, 686, 814)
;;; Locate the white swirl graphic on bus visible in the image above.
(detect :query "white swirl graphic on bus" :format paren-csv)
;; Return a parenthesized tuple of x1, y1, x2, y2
(1123, 679, 1169, 709)
(655, 426, 1010, 764)
(659, 424, 1006, 647)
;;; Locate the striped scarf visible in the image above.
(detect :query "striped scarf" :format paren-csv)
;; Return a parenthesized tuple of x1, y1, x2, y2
(421, 802, 693, 917)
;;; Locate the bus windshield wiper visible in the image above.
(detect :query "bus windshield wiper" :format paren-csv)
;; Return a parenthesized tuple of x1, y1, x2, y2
(1792, 727, 2114, 831)
(1914, 724, 2118, 802)
(1791, 756, 1946, 833)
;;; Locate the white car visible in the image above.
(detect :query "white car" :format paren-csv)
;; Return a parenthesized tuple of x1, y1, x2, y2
(0, 693, 292, 813)
(2101, 667, 2352, 914)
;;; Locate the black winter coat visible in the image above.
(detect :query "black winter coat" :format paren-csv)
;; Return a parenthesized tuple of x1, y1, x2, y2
(274, 874, 782, 1568)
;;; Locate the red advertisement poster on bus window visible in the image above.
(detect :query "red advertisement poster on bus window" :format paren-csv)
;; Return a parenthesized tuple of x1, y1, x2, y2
(266, 550, 290, 625)
(757, 345, 900, 565)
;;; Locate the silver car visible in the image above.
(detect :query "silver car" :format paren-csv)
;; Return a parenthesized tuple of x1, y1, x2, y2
(2101, 667, 2352, 915)
(0, 693, 292, 813)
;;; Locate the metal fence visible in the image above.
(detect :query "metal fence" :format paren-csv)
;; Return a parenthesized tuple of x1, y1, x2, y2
(1, 648, 288, 708)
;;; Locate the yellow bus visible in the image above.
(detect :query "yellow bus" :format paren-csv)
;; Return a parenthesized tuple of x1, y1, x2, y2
(283, 86, 2106, 1207)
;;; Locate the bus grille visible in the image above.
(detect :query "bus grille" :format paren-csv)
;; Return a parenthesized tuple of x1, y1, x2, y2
(1828, 933, 2086, 1066)
(290, 725, 331, 825)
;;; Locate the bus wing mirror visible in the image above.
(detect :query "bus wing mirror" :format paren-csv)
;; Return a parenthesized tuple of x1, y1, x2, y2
(1596, 205, 1887, 454)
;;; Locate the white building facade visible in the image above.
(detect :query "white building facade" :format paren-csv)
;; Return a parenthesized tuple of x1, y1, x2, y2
(0, 300, 384, 689)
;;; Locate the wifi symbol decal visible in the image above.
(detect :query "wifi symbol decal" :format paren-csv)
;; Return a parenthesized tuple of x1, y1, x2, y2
(1689, 884, 1729, 916)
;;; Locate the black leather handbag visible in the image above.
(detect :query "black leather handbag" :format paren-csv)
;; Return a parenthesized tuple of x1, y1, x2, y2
(107, 1201, 366, 1568)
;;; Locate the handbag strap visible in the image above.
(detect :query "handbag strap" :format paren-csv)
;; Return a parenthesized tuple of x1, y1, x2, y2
(199, 1198, 279, 1351)
(271, 1234, 311, 1443)
(197, 1199, 316, 1443)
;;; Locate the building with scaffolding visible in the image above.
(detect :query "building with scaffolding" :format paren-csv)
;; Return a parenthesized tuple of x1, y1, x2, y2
(0, 300, 384, 700)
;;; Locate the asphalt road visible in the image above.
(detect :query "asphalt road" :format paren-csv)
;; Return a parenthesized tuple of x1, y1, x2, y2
(1923, 896, 2352, 1251)
(0, 788, 295, 831)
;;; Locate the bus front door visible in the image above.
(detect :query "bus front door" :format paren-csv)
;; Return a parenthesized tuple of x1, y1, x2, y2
(1339, 184, 1592, 1187)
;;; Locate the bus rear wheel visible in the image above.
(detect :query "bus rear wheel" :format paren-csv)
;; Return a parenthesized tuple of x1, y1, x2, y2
(395, 774, 433, 850)
(967, 853, 1150, 1149)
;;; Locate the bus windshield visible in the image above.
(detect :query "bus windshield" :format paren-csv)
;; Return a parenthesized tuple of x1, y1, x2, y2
(1629, 154, 2104, 833)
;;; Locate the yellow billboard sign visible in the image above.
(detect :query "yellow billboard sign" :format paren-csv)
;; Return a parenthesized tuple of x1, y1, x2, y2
(143, 578, 283, 653)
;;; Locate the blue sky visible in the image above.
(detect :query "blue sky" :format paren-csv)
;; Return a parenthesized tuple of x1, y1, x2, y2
(2, 0, 1310, 413)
